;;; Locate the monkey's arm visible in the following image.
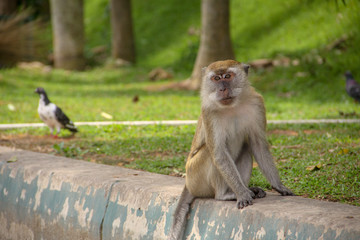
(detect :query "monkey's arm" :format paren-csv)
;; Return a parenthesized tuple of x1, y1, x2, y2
(248, 105, 294, 196)
(249, 134, 293, 194)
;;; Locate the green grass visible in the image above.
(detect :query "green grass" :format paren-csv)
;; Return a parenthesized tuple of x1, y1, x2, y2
(0, 67, 200, 123)
(1, 0, 359, 122)
(0, 0, 359, 206)
(1, 123, 359, 205)
(0, 64, 359, 123)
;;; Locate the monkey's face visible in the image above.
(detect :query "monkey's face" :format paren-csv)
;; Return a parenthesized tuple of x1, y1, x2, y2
(201, 60, 249, 108)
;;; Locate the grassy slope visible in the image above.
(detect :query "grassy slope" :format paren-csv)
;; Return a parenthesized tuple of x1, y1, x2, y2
(86, 0, 360, 71)
(1, 0, 359, 122)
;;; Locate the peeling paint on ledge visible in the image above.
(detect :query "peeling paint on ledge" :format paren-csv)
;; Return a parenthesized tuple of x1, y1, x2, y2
(0, 163, 109, 239)
(0, 147, 360, 240)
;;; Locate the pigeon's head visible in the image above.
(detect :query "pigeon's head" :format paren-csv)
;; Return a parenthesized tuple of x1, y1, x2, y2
(35, 87, 46, 95)
(344, 71, 353, 80)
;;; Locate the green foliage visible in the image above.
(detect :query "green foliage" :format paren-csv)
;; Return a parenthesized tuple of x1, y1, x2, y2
(84, 0, 360, 74)
(53, 141, 88, 158)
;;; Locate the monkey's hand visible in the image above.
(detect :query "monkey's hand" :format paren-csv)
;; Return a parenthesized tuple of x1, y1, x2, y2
(273, 185, 295, 196)
(236, 190, 255, 209)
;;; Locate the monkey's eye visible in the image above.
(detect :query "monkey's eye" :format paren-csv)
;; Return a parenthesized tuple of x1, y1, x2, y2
(214, 76, 221, 81)
(224, 73, 231, 79)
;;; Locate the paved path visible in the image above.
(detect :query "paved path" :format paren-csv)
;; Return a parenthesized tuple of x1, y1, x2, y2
(1, 119, 359, 130)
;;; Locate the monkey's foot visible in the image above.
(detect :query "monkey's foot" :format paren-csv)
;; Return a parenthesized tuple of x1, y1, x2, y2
(273, 185, 296, 196)
(236, 191, 254, 209)
(249, 187, 266, 199)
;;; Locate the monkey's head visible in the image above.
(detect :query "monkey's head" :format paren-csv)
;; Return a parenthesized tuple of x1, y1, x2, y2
(201, 60, 250, 108)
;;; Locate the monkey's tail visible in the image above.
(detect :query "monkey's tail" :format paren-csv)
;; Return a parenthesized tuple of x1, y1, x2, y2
(168, 186, 195, 240)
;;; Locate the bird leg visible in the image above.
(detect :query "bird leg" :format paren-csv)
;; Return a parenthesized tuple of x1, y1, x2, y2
(53, 127, 61, 139)
(48, 128, 55, 138)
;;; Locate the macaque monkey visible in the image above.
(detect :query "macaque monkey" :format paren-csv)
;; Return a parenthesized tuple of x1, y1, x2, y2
(168, 60, 294, 240)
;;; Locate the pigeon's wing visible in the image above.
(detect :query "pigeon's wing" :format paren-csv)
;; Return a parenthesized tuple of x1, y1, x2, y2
(55, 106, 78, 132)
(39, 113, 48, 122)
(349, 85, 360, 102)
(55, 106, 70, 125)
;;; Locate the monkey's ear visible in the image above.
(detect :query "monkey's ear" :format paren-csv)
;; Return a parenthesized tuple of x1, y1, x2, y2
(243, 64, 250, 75)
(201, 67, 207, 76)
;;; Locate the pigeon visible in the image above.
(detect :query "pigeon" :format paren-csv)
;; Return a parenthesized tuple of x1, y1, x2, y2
(34, 87, 78, 137)
(345, 71, 360, 102)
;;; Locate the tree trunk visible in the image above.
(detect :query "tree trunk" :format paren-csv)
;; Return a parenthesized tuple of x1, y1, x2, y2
(0, 0, 17, 16)
(50, 0, 85, 70)
(187, 0, 235, 90)
(110, 0, 136, 64)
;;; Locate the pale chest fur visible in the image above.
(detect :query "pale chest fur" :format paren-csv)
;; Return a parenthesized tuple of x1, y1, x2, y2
(211, 102, 261, 158)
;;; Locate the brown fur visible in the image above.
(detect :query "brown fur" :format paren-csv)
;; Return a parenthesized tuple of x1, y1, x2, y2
(168, 60, 294, 240)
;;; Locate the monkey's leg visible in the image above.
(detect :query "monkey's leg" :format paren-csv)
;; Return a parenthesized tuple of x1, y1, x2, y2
(208, 163, 235, 201)
(214, 185, 237, 201)
(213, 147, 256, 201)
(236, 143, 266, 199)
(236, 143, 252, 186)
(208, 140, 255, 208)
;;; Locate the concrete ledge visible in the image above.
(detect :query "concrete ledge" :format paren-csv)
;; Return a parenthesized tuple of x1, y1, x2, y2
(0, 146, 359, 240)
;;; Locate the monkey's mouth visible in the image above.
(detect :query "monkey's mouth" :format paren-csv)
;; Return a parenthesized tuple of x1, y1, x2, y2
(220, 97, 234, 105)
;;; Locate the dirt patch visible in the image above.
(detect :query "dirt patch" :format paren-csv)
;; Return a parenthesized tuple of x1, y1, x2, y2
(268, 129, 299, 136)
(0, 133, 187, 167)
(0, 133, 106, 162)
(0, 134, 67, 154)
(303, 129, 321, 135)
(84, 152, 133, 166)
(268, 129, 324, 136)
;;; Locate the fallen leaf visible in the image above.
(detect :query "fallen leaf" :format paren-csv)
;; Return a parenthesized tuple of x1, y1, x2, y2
(101, 112, 113, 120)
(7, 103, 15, 111)
(338, 148, 350, 155)
(306, 163, 323, 171)
(306, 165, 316, 171)
(7, 156, 17, 163)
